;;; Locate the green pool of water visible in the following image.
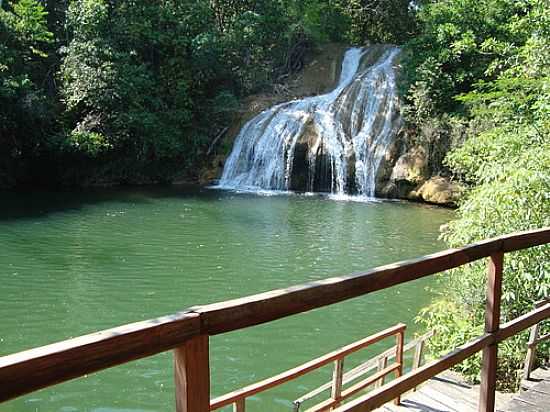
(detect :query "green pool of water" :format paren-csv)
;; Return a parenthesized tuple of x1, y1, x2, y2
(0, 186, 453, 411)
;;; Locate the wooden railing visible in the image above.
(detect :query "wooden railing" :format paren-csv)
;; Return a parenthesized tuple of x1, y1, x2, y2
(210, 324, 405, 412)
(0, 227, 549, 411)
(292, 330, 434, 411)
(523, 298, 550, 381)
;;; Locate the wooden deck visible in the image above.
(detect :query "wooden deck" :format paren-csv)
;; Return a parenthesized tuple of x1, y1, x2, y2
(375, 371, 512, 412)
(506, 366, 550, 412)
(376, 367, 550, 412)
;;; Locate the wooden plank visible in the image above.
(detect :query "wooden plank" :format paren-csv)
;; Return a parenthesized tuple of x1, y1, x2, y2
(500, 227, 550, 252)
(233, 399, 246, 412)
(480, 253, 503, 412)
(210, 324, 405, 410)
(0, 311, 200, 403)
(496, 303, 550, 342)
(197, 239, 504, 335)
(340, 364, 400, 400)
(306, 365, 399, 412)
(295, 331, 434, 406)
(512, 386, 550, 410)
(523, 321, 540, 380)
(412, 340, 424, 371)
(331, 359, 345, 406)
(376, 356, 389, 388)
(335, 299, 550, 412)
(394, 332, 404, 405)
(420, 385, 475, 412)
(175, 334, 210, 412)
(334, 334, 492, 412)
(425, 378, 477, 410)
(197, 228, 549, 336)
(403, 388, 460, 412)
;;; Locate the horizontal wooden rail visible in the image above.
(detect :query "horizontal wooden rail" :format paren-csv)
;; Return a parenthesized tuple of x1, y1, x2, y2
(335, 302, 550, 412)
(0, 227, 548, 409)
(0, 312, 200, 402)
(293, 330, 434, 408)
(305, 364, 400, 412)
(210, 324, 405, 410)
(195, 228, 550, 335)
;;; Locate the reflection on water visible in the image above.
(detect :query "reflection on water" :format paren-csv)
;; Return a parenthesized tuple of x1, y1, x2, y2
(0, 186, 452, 411)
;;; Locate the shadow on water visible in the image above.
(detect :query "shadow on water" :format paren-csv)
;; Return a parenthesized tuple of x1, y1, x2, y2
(0, 183, 445, 222)
(0, 184, 226, 221)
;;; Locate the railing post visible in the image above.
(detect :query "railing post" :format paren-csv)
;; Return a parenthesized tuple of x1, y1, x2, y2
(412, 338, 425, 391)
(331, 359, 344, 409)
(376, 356, 388, 388)
(233, 398, 245, 412)
(394, 330, 404, 405)
(479, 252, 504, 412)
(523, 299, 546, 381)
(174, 334, 210, 412)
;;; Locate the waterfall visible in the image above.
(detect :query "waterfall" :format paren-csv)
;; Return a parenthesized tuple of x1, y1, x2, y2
(218, 45, 402, 198)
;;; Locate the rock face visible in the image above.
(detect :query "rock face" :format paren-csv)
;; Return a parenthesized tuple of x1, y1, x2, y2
(218, 46, 402, 197)
(203, 43, 461, 207)
(377, 144, 463, 206)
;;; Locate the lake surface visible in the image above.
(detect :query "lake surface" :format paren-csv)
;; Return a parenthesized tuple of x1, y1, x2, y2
(0, 186, 452, 411)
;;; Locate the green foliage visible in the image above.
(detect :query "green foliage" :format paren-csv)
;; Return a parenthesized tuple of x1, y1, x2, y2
(416, 0, 550, 389)
(0, 0, 54, 186)
(1, 0, 419, 187)
(401, 0, 532, 119)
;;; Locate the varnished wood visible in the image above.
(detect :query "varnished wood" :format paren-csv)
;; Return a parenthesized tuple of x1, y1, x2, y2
(294, 331, 434, 407)
(210, 324, 405, 410)
(233, 398, 245, 412)
(334, 334, 493, 411)
(306, 364, 399, 412)
(394, 331, 404, 405)
(197, 242, 500, 335)
(0, 311, 200, 403)
(376, 356, 388, 388)
(496, 302, 550, 342)
(334, 303, 550, 412)
(523, 299, 550, 380)
(195, 227, 549, 335)
(0, 227, 548, 407)
(175, 334, 210, 412)
(480, 253, 503, 412)
(331, 359, 344, 408)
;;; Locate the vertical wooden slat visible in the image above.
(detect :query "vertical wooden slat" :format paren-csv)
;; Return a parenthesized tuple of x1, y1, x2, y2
(394, 331, 404, 405)
(479, 252, 504, 412)
(376, 356, 388, 388)
(412, 340, 424, 370)
(523, 322, 540, 381)
(412, 339, 425, 391)
(233, 398, 246, 412)
(174, 334, 210, 412)
(331, 359, 344, 409)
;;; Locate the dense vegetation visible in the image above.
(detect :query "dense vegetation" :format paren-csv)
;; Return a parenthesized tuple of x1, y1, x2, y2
(1, 0, 548, 390)
(0, 0, 415, 187)
(401, 0, 549, 389)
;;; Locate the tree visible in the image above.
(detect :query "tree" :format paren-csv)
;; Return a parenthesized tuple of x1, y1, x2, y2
(417, 0, 550, 389)
(0, 0, 54, 186)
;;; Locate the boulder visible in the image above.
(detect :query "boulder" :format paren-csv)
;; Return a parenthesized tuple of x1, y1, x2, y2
(410, 176, 463, 206)
(390, 146, 429, 184)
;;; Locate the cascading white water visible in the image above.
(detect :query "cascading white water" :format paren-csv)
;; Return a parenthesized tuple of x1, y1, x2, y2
(218, 45, 402, 197)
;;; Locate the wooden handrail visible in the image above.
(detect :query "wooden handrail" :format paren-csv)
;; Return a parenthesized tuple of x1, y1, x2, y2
(0, 227, 548, 410)
(334, 302, 550, 412)
(195, 227, 549, 335)
(523, 298, 550, 380)
(0, 311, 200, 402)
(209, 324, 405, 411)
(292, 330, 435, 409)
